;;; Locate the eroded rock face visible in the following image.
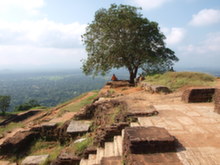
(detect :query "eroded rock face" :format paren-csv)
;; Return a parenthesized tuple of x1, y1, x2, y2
(214, 88, 220, 114)
(21, 155, 49, 165)
(74, 100, 123, 120)
(182, 88, 215, 103)
(0, 131, 39, 155)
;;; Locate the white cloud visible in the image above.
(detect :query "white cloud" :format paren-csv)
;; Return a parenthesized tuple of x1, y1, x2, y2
(189, 9, 220, 26)
(0, 45, 86, 69)
(0, 19, 86, 48)
(181, 32, 220, 54)
(131, 0, 172, 10)
(161, 27, 185, 45)
(0, 19, 87, 69)
(0, 0, 45, 15)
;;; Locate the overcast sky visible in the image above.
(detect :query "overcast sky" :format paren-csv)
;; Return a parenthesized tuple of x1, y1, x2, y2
(0, 0, 220, 71)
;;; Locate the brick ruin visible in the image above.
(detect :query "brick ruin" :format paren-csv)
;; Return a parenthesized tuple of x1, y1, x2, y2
(214, 88, 220, 114)
(182, 87, 215, 103)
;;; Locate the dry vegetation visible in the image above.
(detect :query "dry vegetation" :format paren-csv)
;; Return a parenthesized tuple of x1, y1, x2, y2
(145, 72, 216, 90)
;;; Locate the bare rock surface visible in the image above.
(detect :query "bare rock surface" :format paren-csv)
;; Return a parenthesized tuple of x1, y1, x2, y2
(21, 155, 49, 165)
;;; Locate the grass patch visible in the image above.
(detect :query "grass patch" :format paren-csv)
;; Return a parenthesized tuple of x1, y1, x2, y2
(74, 136, 93, 156)
(58, 91, 98, 115)
(0, 122, 24, 135)
(28, 139, 64, 164)
(145, 72, 216, 91)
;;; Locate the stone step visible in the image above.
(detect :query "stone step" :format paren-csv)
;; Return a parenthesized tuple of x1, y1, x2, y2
(101, 156, 122, 165)
(96, 147, 105, 164)
(88, 154, 96, 165)
(113, 136, 122, 156)
(104, 142, 115, 157)
(130, 122, 140, 127)
(80, 158, 88, 165)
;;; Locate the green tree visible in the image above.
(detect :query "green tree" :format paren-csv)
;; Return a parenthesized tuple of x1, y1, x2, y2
(0, 96, 11, 115)
(82, 4, 178, 83)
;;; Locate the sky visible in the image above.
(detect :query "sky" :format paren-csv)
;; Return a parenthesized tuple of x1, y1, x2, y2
(0, 0, 220, 71)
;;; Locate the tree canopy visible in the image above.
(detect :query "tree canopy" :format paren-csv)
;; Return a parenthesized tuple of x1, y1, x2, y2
(0, 96, 11, 115)
(82, 4, 178, 83)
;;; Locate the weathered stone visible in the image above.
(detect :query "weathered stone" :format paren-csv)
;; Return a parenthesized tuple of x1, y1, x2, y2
(151, 85, 172, 94)
(74, 138, 86, 143)
(82, 146, 97, 158)
(101, 156, 122, 165)
(0, 131, 39, 155)
(51, 151, 80, 165)
(214, 88, 220, 114)
(126, 105, 159, 118)
(74, 99, 123, 120)
(21, 155, 49, 165)
(66, 120, 90, 135)
(182, 87, 215, 103)
(123, 126, 176, 157)
(94, 122, 129, 147)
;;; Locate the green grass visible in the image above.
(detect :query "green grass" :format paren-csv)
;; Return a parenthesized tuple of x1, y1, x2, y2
(74, 136, 93, 155)
(28, 139, 64, 164)
(145, 72, 216, 91)
(0, 122, 24, 135)
(58, 91, 98, 114)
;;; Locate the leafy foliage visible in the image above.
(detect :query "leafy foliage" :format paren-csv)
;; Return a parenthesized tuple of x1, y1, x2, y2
(0, 70, 106, 112)
(145, 72, 216, 90)
(15, 99, 40, 111)
(82, 4, 178, 83)
(0, 95, 11, 115)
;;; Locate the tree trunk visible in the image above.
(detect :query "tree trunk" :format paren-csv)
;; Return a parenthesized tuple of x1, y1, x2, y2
(129, 67, 138, 84)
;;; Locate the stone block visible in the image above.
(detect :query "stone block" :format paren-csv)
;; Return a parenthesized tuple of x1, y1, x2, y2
(51, 151, 80, 165)
(182, 87, 215, 103)
(123, 127, 176, 156)
(66, 120, 90, 135)
(151, 85, 172, 94)
(21, 155, 49, 165)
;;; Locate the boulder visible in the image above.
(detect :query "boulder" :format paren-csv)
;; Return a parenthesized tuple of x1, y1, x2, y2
(182, 87, 215, 103)
(21, 155, 49, 165)
(150, 85, 172, 94)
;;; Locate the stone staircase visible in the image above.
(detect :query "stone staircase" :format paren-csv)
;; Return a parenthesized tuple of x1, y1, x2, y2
(79, 129, 126, 165)
(79, 122, 140, 165)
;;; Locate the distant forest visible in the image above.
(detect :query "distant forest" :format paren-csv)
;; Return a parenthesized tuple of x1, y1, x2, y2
(0, 70, 113, 111)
